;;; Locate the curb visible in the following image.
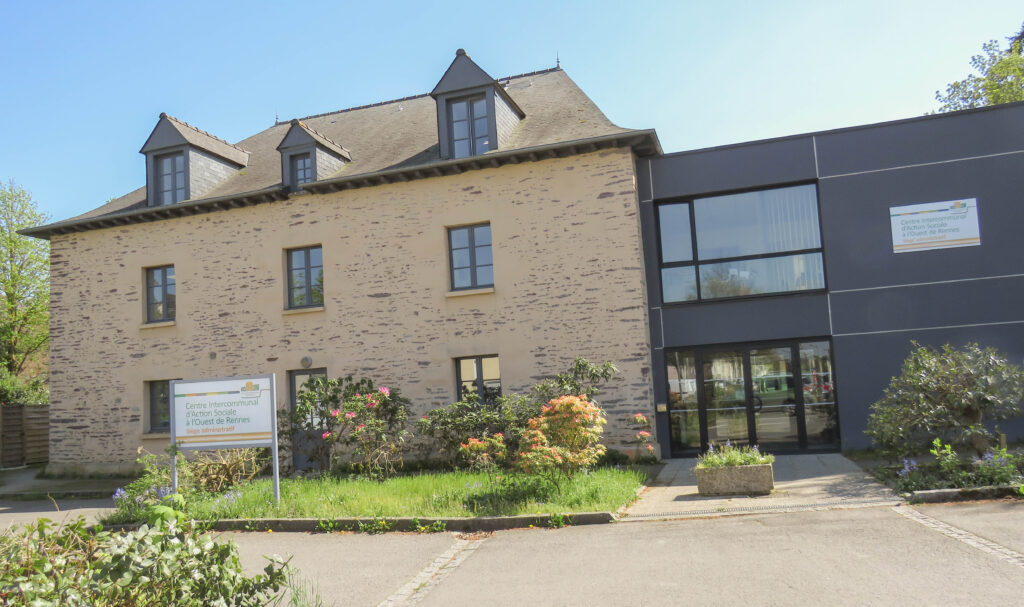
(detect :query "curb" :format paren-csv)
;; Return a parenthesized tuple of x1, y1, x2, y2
(909, 485, 1024, 504)
(102, 511, 617, 533)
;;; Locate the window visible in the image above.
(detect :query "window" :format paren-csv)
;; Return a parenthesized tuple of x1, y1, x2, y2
(658, 184, 825, 303)
(291, 153, 312, 189)
(156, 152, 186, 204)
(449, 96, 490, 158)
(448, 224, 493, 290)
(456, 355, 501, 404)
(146, 265, 176, 322)
(147, 380, 171, 433)
(289, 368, 327, 470)
(287, 246, 324, 308)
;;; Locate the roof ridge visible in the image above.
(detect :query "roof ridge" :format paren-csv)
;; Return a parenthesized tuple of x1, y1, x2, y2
(160, 112, 249, 153)
(280, 66, 562, 125)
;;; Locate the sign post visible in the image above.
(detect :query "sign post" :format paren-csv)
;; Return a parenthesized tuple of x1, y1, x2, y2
(169, 374, 280, 502)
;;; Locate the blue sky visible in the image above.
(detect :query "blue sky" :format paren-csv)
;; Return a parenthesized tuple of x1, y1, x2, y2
(1, 1, 1021, 222)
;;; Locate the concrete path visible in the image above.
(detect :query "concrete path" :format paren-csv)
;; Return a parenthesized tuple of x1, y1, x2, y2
(0, 465, 127, 499)
(0, 497, 113, 529)
(621, 453, 901, 520)
(223, 502, 1024, 606)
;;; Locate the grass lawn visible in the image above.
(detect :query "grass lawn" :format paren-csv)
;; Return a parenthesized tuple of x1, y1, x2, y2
(183, 468, 645, 520)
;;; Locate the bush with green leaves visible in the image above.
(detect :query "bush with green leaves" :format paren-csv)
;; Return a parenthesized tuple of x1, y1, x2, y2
(0, 517, 287, 606)
(866, 342, 1024, 457)
(0, 367, 47, 405)
(418, 358, 619, 464)
(695, 442, 774, 469)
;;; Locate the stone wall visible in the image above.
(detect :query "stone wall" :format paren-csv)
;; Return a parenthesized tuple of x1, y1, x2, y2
(46, 147, 655, 473)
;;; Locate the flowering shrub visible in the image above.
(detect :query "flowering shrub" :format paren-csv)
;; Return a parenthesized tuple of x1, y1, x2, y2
(695, 441, 774, 469)
(418, 358, 620, 465)
(630, 412, 655, 459)
(891, 438, 1022, 492)
(515, 395, 607, 485)
(458, 434, 507, 473)
(284, 376, 410, 477)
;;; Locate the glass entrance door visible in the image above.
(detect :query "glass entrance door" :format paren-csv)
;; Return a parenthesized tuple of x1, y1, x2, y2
(701, 351, 749, 447)
(665, 339, 839, 455)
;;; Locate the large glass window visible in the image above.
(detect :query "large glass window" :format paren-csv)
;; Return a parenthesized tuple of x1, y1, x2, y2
(287, 246, 324, 308)
(449, 224, 493, 290)
(456, 355, 501, 404)
(146, 265, 176, 322)
(449, 96, 490, 158)
(156, 152, 186, 204)
(658, 184, 825, 303)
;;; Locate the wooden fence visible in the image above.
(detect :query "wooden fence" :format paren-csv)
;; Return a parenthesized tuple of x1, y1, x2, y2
(1, 404, 48, 468)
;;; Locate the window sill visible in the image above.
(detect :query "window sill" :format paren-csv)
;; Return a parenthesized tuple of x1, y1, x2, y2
(143, 432, 170, 439)
(283, 306, 325, 316)
(140, 320, 176, 329)
(446, 287, 495, 298)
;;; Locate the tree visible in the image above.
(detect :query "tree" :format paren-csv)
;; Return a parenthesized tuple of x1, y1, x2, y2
(0, 181, 49, 380)
(865, 342, 1024, 457)
(935, 22, 1024, 112)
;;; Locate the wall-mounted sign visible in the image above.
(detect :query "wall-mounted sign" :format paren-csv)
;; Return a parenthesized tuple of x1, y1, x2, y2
(890, 198, 980, 253)
(170, 374, 280, 501)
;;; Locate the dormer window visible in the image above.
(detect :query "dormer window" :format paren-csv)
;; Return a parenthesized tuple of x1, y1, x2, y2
(291, 153, 313, 188)
(277, 120, 351, 192)
(431, 49, 525, 160)
(156, 152, 186, 205)
(140, 113, 249, 207)
(450, 96, 490, 159)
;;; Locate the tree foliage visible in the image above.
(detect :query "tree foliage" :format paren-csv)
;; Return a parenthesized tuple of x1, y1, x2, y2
(865, 342, 1024, 457)
(935, 22, 1024, 112)
(0, 181, 49, 383)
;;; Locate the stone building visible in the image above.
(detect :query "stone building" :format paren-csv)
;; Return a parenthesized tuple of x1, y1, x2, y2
(26, 51, 661, 474)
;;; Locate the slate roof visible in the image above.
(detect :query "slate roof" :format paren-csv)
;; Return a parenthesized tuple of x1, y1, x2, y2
(25, 67, 660, 238)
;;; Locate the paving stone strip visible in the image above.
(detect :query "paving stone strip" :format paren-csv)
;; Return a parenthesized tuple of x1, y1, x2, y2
(620, 496, 903, 521)
(377, 532, 492, 606)
(893, 505, 1024, 569)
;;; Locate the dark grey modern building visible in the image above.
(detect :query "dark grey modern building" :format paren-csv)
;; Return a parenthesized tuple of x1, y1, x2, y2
(638, 101, 1024, 457)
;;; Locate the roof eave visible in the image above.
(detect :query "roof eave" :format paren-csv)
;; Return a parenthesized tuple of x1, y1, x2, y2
(22, 130, 660, 240)
(303, 130, 661, 194)
(20, 185, 291, 240)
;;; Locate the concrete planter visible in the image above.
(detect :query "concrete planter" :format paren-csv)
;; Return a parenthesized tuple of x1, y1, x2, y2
(696, 463, 774, 496)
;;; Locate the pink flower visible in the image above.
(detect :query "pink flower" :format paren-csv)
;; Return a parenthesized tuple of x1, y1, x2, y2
(355, 424, 365, 431)
(355, 393, 361, 398)
(345, 411, 356, 419)
(378, 386, 390, 397)
(322, 431, 331, 439)
(366, 401, 377, 408)
(331, 409, 341, 417)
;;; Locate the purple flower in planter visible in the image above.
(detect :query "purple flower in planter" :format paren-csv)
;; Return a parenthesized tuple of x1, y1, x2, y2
(112, 487, 128, 503)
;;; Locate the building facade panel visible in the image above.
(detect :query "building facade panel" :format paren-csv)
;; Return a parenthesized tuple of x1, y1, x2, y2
(643, 101, 1024, 457)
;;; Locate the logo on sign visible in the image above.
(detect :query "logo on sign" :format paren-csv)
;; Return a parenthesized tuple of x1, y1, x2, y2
(240, 381, 260, 397)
